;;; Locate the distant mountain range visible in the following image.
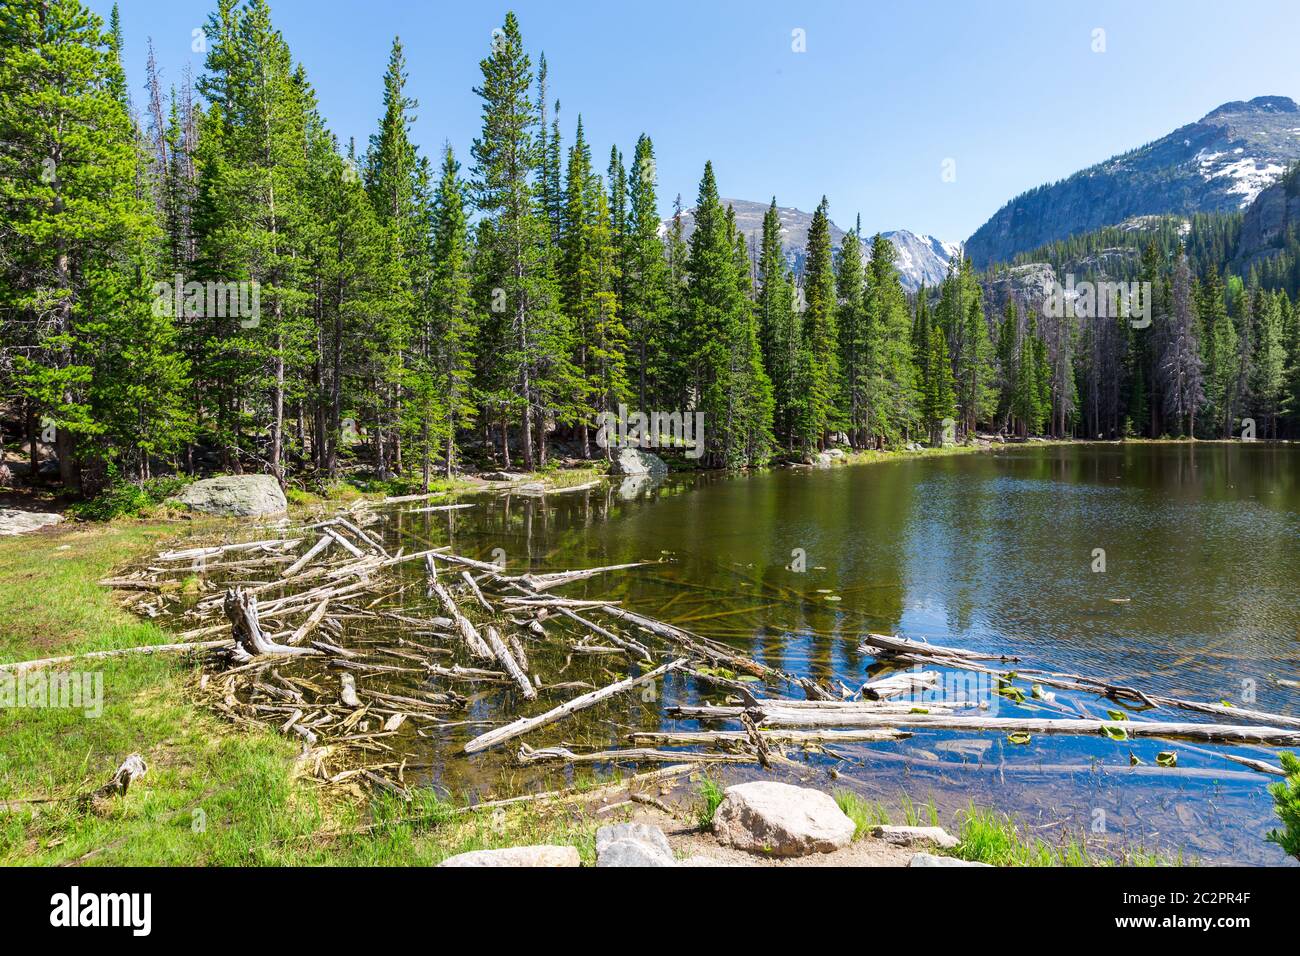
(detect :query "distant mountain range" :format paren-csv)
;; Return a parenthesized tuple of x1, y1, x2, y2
(661, 198, 959, 292)
(965, 95, 1300, 268)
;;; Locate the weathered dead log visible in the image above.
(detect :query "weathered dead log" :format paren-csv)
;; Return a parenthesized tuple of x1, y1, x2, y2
(429, 580, 493, 660)
(484, 625, 536, 700)
(0, 639, 232, 674)
(501, 596, 618, 609)
(504, 562, 648, 592)
(516, 744, 757, 765)
(158, 538, 303, 562)
(861, 633, 1020, 663)
(287, 599, 330, 646)
(460, 570, 494, 613)
(324, 527, 365, 558)
(281, 534, 334, 577)
(224, 588, 321, 659)
(628, 728, 910, 746)
(711, 709, 1300, 745)
(555, 606, 652, 661)
(861, 669, 939, 700)
(463, 658, 684, 754)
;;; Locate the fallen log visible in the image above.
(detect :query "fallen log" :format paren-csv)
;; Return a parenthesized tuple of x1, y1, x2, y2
(505, 562, 648, 592)
(483, 625, 536, 700)
(429, 580, 493, 660)
(287, 600, 330, 646)
(715, 709, 1300, 746)
(516, 743, 757, 765)
(555, 606, 652, 662)
(0, 639, 232, 674)
(861, 670, 939, 700)
(463, 658, 684, 754)
(628, 728, 910, 746)
(281, 534, 334, 577)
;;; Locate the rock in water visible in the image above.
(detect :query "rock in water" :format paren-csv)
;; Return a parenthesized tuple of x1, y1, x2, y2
(712, 781, 855, 857)
(609, 447, 668, 477)
(872, 825, 960, 849)
(596, 822, 675, 867)
(174, 475, 288, 517)
(437, 845, 581, 867)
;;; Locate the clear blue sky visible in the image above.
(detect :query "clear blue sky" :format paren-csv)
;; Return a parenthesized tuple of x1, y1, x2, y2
(94, 0, 1300, 242)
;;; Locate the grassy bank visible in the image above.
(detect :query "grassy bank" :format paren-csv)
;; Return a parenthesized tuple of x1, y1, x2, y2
(0, 519, 620, 865)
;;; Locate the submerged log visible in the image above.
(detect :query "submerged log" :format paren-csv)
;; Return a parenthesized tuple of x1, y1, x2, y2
(516, 743, 757, 765)
(713, 709, 1300, 746)
(463, 658, 685, 754)
(484, 625, 536, 700)
(429, 579, 493, 661)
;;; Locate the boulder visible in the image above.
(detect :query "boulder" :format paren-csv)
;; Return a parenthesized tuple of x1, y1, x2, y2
(712, 781, 855, 857)
(437, 845, 581, 867)
(595, 823, 675, 867)
(908, 852, 991, 867)
(482, 471, 530, 482)
(0, 509, 62, 536)
(872, 825, 960, 850)
(608, 447, 668, 477)
(174, 475, 288, 517)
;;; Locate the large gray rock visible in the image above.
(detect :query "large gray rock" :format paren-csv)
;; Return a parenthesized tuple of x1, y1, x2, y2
(0, 509, 62, 536)
(437, 845, 580, 867)
(174, 475, 288, 517)
(596, 823, 675, 867)
(595, 822, 676, 868)
(873, 825, 960, 850)
(712, 781, 855, 857)
(908, 852, 991, 867)
(609, 447, 668, 477)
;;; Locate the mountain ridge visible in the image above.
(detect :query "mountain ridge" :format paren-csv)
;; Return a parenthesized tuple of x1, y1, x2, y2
(661, 198, 957, 291)
(965, 95, 1300, 268)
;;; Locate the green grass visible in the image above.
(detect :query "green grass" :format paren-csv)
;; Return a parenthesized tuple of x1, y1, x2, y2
(951, 805, 1176, 867)
(832, 789, 892, 838)
(0, 520, 609, 865)
(695, 777, 725, 829)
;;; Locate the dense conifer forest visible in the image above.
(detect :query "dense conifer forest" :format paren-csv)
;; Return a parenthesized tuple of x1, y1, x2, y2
(5, 0, 1300, 504)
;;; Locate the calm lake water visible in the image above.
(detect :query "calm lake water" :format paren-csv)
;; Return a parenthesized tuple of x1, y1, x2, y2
(202, 443, 1300, 864)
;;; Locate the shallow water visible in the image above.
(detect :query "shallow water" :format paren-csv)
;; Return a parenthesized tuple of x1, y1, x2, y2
(189, 444, 1300, 864)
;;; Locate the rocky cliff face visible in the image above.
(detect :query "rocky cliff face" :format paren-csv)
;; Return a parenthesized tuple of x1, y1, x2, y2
(966, 96, 1300, 268)
(663, 198, 957, 292)
(1234, 170, 1300, 271)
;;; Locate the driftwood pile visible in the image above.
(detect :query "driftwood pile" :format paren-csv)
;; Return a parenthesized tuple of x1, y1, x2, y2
(60, 497, 1300, 799)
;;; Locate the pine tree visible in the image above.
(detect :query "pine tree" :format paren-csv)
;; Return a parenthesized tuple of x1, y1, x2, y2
(623, 134, 671, 410)
(426, 145, 476, 479)
(0, 0, 189, 490)
(799, 197, 838, 449)
(835, 223, 865, 447)
(470, 12, 571, 469)
(864, 234, 920, 444)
